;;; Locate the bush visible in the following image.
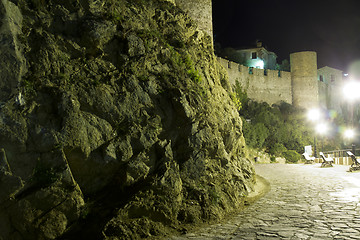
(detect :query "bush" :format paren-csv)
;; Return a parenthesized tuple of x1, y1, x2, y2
(242, 121, 269, 149)
(282, 150, 301, 163)
(268, 143, 287, 156)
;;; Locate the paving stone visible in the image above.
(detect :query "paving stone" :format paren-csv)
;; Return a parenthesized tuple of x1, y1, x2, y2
(169, 164, 360, 240)
(310, 233, 332, 240)
(278, 231, 295, 238)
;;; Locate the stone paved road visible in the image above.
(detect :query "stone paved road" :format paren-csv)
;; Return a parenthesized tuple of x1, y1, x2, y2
(171, 163, 360, 240)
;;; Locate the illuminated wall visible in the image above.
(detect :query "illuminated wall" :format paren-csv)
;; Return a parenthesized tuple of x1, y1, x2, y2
(218, 52, 336, 110)
(290, 51, 319, 109)
(217, 57, 292, 105)
(174, 0, 213, 40)
(233, 47, 277, 70)
(317, 66, 343, 113)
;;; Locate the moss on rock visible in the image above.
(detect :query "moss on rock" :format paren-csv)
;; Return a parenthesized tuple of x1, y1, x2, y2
(0, 0, 255, 239)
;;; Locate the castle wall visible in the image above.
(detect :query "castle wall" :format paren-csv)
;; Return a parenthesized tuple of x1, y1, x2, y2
(318, 81, 328, 109)
(290, 51, 319, 109)
(218, 57, 292, 105)
(317, 66, 343, 113)
(175, 0, 213, 39)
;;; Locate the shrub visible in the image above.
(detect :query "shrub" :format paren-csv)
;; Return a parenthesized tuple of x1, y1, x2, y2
(282, 150, 301, 163)
(268, 143, 287, 156)
(242, 121, 269, 149)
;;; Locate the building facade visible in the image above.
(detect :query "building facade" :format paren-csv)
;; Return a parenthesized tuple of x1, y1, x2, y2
(233, 41, 277, 70)
(318, 66, 343, 113)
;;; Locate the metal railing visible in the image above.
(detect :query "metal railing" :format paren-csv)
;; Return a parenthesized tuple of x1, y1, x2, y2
(313, 149, 359, 166)
(322, 149, 360, 158)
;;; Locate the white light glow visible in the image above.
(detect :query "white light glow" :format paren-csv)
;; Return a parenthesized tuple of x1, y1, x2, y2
(343, 81, 360, 101)
(344, 128, 355, 139)
(254, 59, 264, 69)
(307, 108, 321, 121)
(316, 123, 328, 135)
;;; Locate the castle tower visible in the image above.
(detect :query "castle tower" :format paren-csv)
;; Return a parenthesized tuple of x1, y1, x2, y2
(290, 51, 319, 109)
(175, 0, 213, 40)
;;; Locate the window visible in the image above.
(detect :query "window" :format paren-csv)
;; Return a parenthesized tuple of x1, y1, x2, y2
(319, 75, 324, 82)
(331, 74, 335, 82)
(252, 52, 257, 59)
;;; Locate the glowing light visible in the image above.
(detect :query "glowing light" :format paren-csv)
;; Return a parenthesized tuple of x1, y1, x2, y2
(254, 59, 264, 69)
(307, 108, 321, 121)
(343, 81, 360, 102)
(344, 128, 355, 139)
(316, 123, 328, 135)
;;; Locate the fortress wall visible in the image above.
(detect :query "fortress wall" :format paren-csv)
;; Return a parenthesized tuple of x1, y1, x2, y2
(290, 51, 319, 109)
(318, 81, 343, 114)
(175, 0, 213, 39)
(218, 57, 292, 105)
(318, 81, 328, 109)
(317, 67, 344, 113)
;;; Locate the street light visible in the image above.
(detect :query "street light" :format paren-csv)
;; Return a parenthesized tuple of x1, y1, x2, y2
(344, 128, 356, 154)
(343, 81, 360, 102)
(316, 123, 327, 135)
(316, 123, 328, 153)
(307, 108, 322, 158)
(344, 128, 355, 139)
(307, 108, 321, 121)
(343, 80, 360, 154)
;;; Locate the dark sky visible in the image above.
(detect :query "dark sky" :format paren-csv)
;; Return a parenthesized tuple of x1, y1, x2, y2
(212, 0, 360, 71)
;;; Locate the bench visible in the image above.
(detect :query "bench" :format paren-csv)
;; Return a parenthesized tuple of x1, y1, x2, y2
(302, 152, 315, 164)
(346, 151, 360, 172)
(319, 152, 334, 167)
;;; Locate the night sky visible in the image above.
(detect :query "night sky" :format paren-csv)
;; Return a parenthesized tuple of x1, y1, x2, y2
(212, 0, 360, 71)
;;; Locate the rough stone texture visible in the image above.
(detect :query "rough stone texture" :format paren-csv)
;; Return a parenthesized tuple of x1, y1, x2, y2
(0, 0, 255, 239)
(175, 0, 213, 41)
(290, 51, 319, 109)
(0, 0, 27, 102)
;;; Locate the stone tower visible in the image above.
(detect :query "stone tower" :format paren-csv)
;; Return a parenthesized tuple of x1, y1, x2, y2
(290, 51, 319, 109)
(174, 0, 213, 40)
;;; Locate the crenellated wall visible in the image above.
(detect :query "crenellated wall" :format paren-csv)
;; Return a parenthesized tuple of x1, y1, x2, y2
(168, 1, 325, 110)
(217, 57, 292, 106)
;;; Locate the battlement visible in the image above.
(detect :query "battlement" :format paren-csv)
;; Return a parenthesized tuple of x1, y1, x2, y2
(164, 0, 323, 109)
(218, 57, 292, 105)
(218, 58, 290, 78)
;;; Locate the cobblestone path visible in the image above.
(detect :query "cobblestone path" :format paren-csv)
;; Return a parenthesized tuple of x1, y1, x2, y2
(171, 163, 360, 240)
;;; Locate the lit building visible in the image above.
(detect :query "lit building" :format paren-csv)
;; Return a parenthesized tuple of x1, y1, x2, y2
(233, 41, 277, 70)
(317, 66, 343, 112)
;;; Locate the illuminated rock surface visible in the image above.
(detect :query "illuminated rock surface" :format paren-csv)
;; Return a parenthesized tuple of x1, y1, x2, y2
(0, 0, 254, 239)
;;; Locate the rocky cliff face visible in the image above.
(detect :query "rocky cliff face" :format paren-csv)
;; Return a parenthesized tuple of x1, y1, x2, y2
(0, 0, 255, 239)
